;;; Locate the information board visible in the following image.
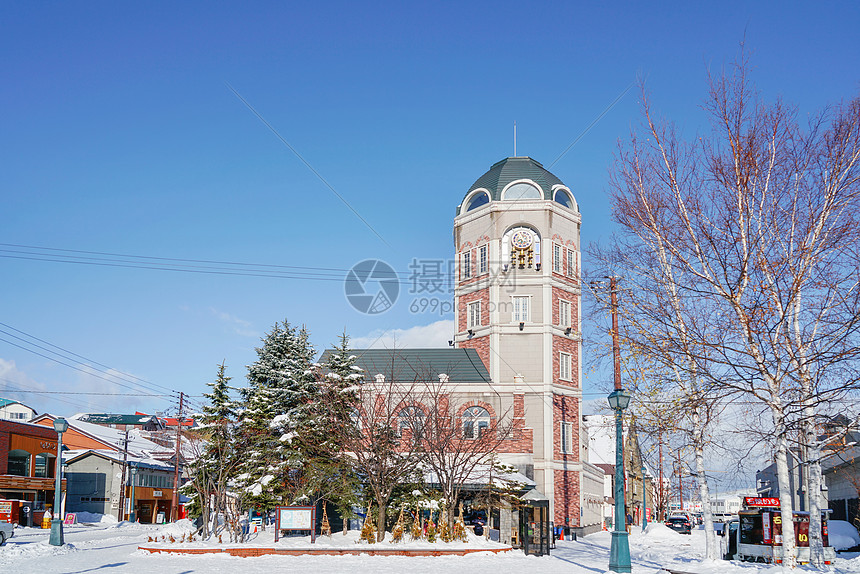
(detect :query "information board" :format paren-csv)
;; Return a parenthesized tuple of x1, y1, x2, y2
(275, 506, 316, 543)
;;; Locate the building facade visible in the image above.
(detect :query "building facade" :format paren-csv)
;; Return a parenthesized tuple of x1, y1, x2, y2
(452, 157, 588, 531)
(0, 398, 37, 422)
(0, 419, 65, 523)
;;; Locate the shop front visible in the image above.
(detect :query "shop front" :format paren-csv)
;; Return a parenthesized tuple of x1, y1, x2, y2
(0, 421, 65, 524)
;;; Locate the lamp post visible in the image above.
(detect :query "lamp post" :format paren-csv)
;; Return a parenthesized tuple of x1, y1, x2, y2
(130, 465, 138, 522)
(49, 417, 68, 546)
(642, 465, 648, 532)
(608, 388, 632, 573)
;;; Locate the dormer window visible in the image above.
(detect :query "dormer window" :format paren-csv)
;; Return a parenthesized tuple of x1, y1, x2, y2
(554, 189, 575, 209)
(465, 190, 490, 212)
(503, 181, 542, 200)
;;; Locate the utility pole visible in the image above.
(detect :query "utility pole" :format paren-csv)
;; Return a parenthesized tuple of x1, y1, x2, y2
(171, 391, 184, 522)
(607, 276, 632, 573)
(117, 430, 129, 522)
(611, 276, 621, 393)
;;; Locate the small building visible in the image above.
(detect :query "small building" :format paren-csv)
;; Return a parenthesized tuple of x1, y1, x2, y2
(0, 419, 65, 523)
(0, 398, 37, 423)
(64, 449, 175, 523)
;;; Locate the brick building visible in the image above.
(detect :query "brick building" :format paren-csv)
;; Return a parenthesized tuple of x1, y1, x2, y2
(452, 157, 598, 534)
(0, 419, 65, 521)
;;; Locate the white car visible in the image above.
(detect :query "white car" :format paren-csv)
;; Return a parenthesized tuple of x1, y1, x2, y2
(0, 521, 13, 546)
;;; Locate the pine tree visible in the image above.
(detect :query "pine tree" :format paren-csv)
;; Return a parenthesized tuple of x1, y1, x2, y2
(235, 320, 317, 512)
(183, 361, 239, 539)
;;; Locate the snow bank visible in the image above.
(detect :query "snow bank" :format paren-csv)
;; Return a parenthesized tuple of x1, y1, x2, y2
(72, 512, 117, 524)
(642, 522, 687, 541)
(829, 520, 860, 550)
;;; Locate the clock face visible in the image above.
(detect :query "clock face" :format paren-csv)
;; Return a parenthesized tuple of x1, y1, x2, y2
(511, 230, 533, 250)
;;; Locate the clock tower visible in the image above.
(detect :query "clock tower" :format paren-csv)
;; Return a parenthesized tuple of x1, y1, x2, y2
(453, 156, 583, 529)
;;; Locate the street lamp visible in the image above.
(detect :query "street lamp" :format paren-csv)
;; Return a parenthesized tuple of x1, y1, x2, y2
(642, 465, 648, 532)
(608, 388, 631, 573)
(130, 465, 138, 522)
(49, 417, 68, 546)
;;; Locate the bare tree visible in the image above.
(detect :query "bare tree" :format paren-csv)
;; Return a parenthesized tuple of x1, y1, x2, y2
(407, 373, 517, 531)
(332, 369, 424, 541)
(602, 49, 860, 568)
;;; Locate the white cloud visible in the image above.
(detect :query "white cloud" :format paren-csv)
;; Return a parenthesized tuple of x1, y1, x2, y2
(209, 308, 257, 338)
(351, 319, 455, 349)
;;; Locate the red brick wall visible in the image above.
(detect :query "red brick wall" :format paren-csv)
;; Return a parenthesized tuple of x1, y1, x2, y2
(554, 468, 581, 527)
(457, 287, 490, 332)
(552, 393, 581, 525)
(0, 420, 58, 475)
(458, 336, 489, 373)
(552, 334, 579, 389)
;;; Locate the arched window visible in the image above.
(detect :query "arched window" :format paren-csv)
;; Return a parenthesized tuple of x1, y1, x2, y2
(502, 225, 541, 269)
(398, 406, 425, 439)
(34, 453, 54, 478)
(7, 450, 30, 476)
(554, 189, 575, 209)
(462, 406, 490, 439)
(465, 190, 490, 211)
(502, 182, 542, 200)
(349, 408, 362, 430)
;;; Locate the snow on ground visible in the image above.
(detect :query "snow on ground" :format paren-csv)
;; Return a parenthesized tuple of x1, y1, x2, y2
(831, 521, 860, 551)
(5, 520, 860, 574)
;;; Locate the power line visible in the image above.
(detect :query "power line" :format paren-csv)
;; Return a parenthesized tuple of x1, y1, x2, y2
(0, 321, 176, 395)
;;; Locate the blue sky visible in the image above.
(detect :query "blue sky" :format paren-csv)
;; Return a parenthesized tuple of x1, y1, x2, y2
(1, 1, 858, 422)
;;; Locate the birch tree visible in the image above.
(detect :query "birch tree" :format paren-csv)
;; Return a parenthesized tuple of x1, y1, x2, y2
(603, 50, 860, 568)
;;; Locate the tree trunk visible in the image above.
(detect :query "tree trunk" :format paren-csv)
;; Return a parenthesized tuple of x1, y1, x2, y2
(802, 413, 826, 568)
(693, 423, 718, 560)
(377, 501, 387, 542)
(773, 428, 798, 568)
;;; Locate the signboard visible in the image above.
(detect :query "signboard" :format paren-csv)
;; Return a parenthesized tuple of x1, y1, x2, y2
(762, 511, 771, 544)
(275, 506, 316, 543)
(743, 497, 780, 508)
(64, 513, 76, 525)
(153, 490, 162, 497)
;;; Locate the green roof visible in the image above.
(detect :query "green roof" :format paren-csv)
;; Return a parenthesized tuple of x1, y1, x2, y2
(319, 348, 491, 384)
(458, 156, 567, 215)
(76, 413, 162, 426)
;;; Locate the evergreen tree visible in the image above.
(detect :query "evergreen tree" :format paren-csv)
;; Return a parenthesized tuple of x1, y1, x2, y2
(183, 361, 239, 539)
(293, 332, 362, 525)
(235, 320, 317, 512)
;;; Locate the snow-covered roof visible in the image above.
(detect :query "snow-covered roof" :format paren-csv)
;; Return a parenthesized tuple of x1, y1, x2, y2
(63, 448, 174, 472)
(32, 413, 173, 459)
(423, 466, 536, 490)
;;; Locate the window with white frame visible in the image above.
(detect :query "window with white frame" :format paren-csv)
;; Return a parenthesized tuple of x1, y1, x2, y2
(561, 421, 575, 453)
(462, 251, 471, 279)
(559, 352, 572, 380)
(553, 244, 561, 273)
(566, 248, 576, 278)
(479, 245, 488, 274)
(559, 299, 571, 328)
(513, 296, 530, 322)
(468, 301, 481, 328)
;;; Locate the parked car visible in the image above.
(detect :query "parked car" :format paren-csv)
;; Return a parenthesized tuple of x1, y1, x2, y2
(0, 521, 13, 546)
(665, 515, 692, 535)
